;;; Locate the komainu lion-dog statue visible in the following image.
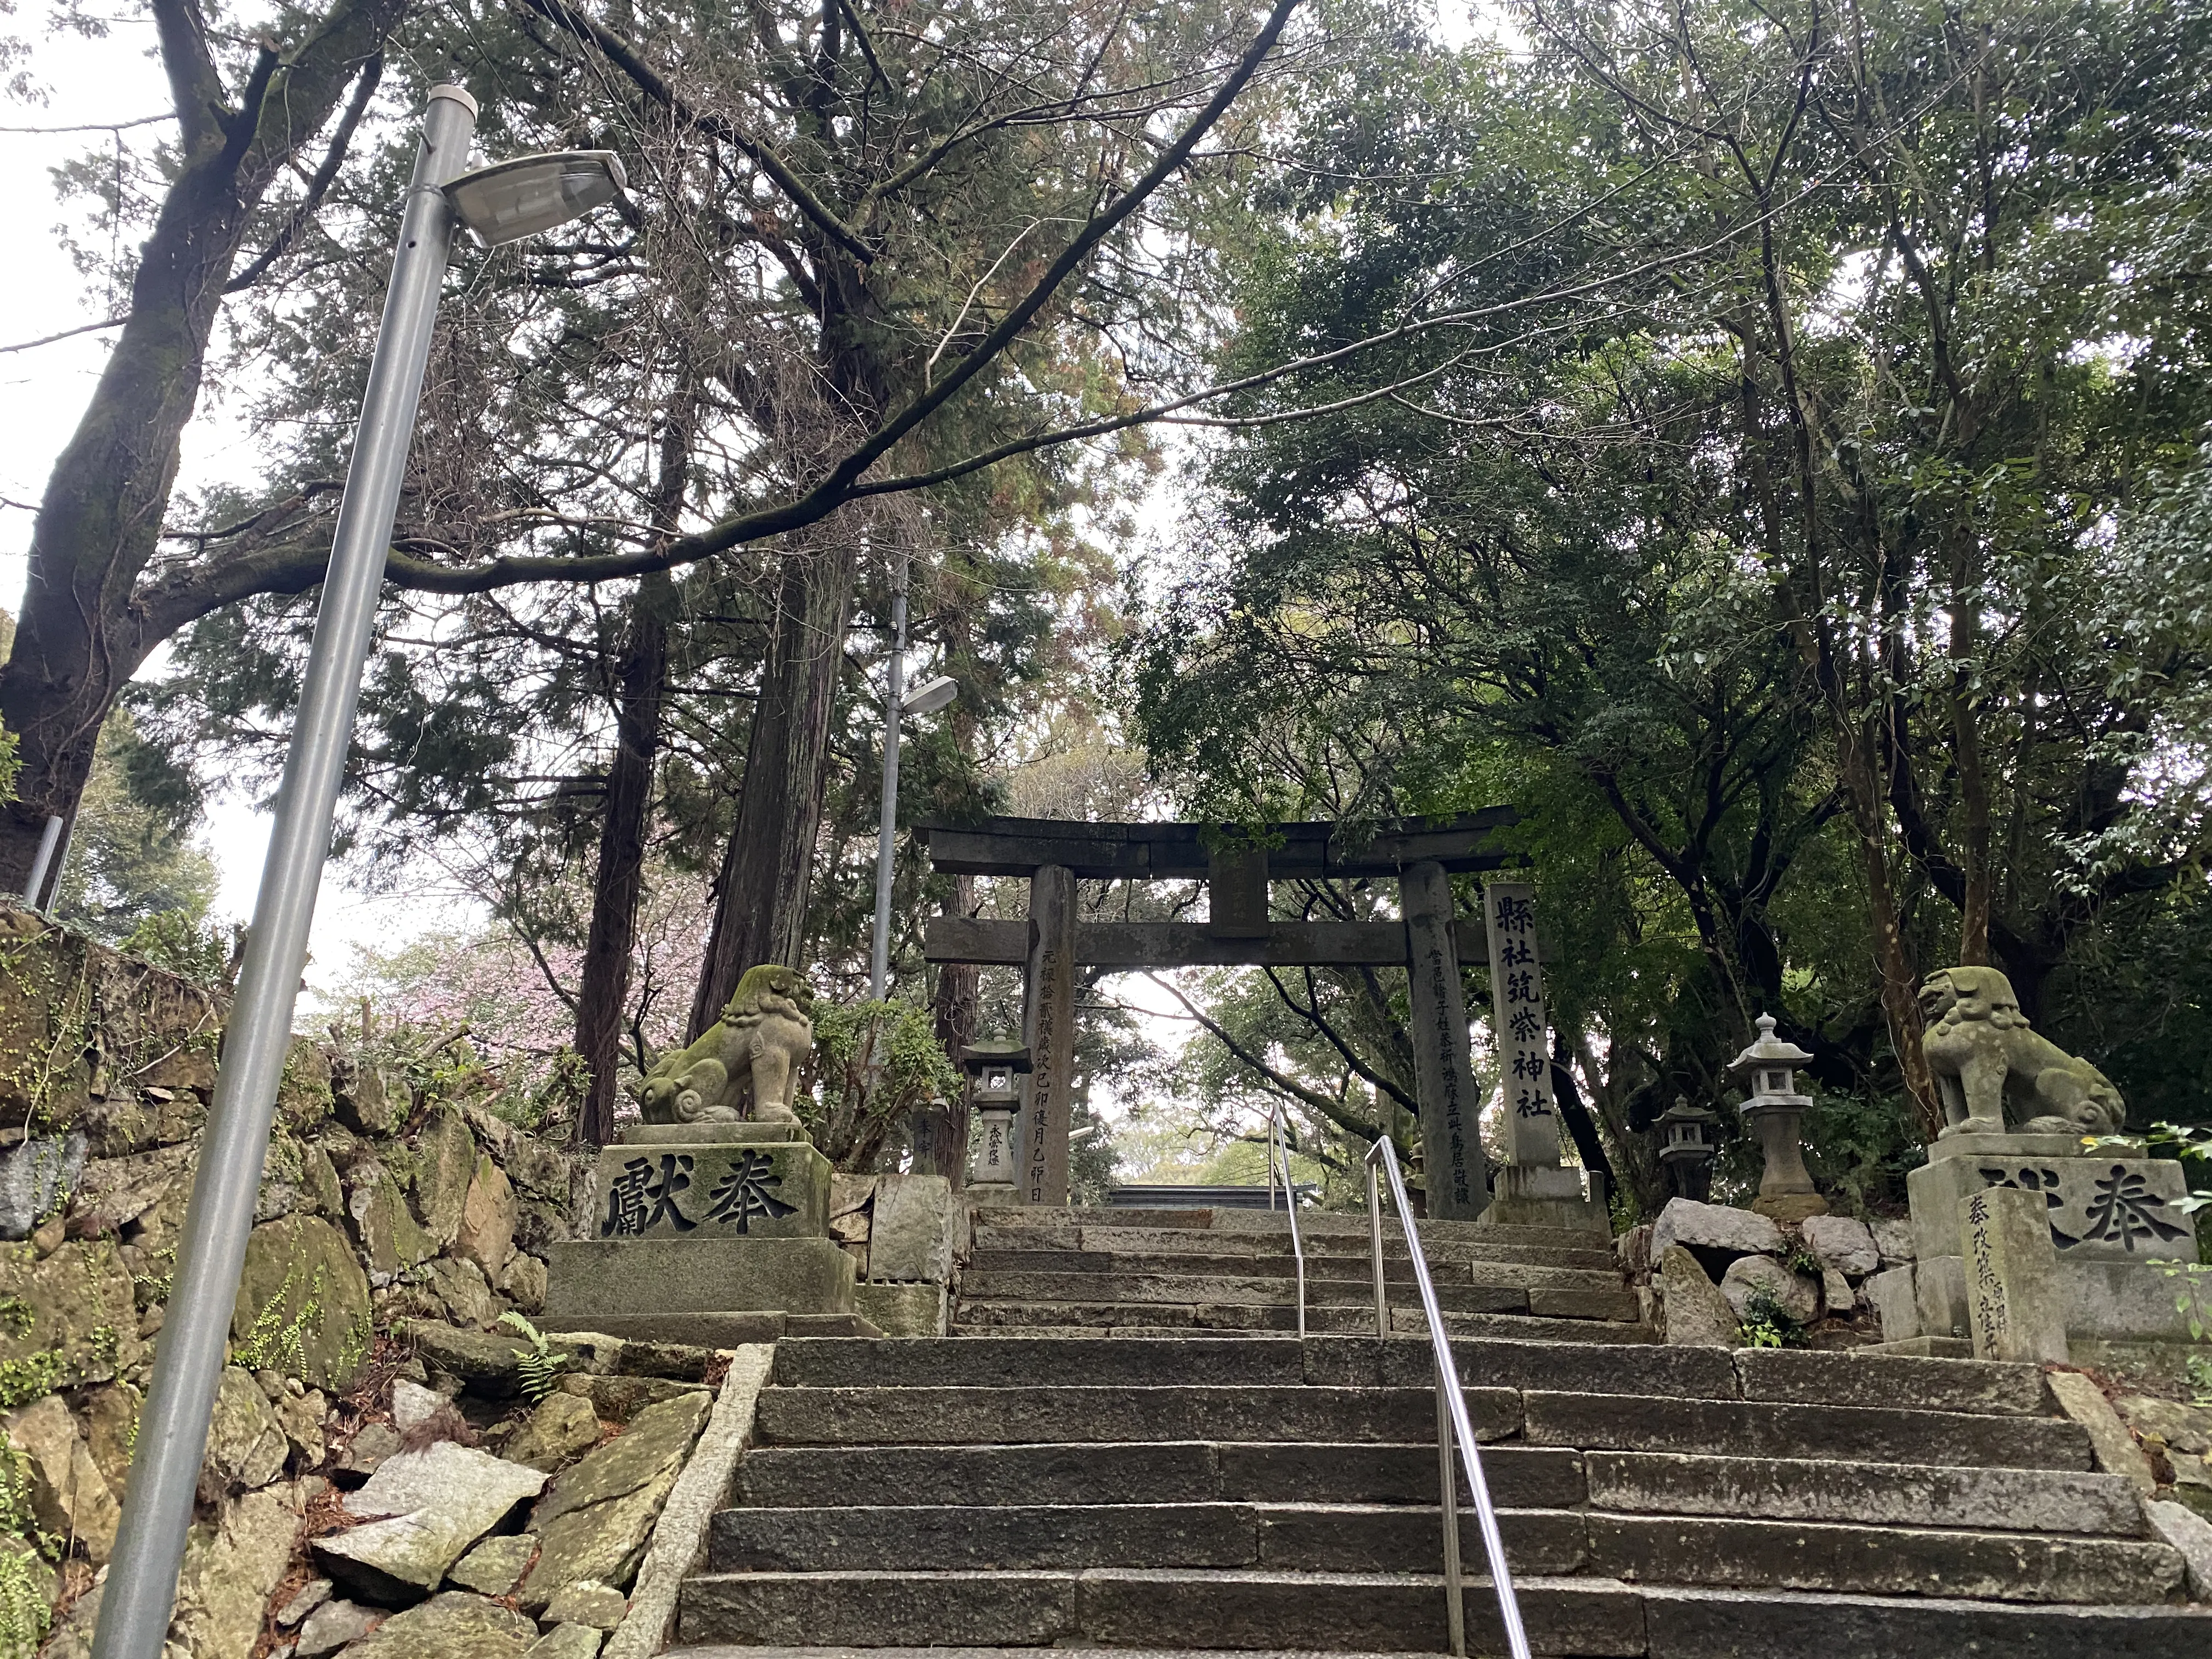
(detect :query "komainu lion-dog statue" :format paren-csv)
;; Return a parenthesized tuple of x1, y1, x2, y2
(635, 964, 817, 1126)
(1919, 966, 2125, 1139)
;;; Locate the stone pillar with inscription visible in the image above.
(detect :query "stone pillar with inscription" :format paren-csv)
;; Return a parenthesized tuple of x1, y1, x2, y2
(1022, 863, 1078, 1207)
(540, 1120, 864, 1344)
(1477, 880, 1607, 1234)
(1960, 1186, 2070, 1364)
(1904, 1133, 2206, 1379)
(1399, 860, 1488, 1220)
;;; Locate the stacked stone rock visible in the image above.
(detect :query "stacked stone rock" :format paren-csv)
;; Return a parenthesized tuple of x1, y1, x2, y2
(1634, 1198, 1915, 1347)
(0, 902, 629, 1657)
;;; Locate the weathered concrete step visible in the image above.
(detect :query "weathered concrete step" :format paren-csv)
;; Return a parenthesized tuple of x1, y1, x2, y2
(707, 1502, 1592, 1576)
(735, 1440, 1587, 1510)
(679, 1568, 1646, 1655)
(952, 1300, 1650, 1340)
(1585, 1450, 2146, 1536)
(752, 1385, 1520, 1447)
(955, 1270, 1638, 1322)
(1521, 1391, 2089, 1470)
(1589, 1513, 2181, 1604)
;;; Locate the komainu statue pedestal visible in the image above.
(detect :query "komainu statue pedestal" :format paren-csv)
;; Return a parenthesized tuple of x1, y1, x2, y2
(1904, 1132, 2205, 1384)
(543, 1121, 874, 1345)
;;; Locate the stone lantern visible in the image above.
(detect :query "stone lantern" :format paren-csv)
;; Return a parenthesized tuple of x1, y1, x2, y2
(961, 1040, 1030, 1200)
(1729, 1013, 1827, 1221)
(1655, 1096, 1719, 1202)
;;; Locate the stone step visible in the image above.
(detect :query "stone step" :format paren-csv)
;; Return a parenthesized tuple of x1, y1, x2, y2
(969, 1228, 1620, 1272)
(699, 1502, 2181, 1602)
(705, 1502, 1594, 1576)
(964, 1250, 1626, 1293)
(952, 1300, 1650, 1340)
(782, 1335, 2034, 1413)
(1586, 1513, 2181, 1603)
(973, 1209, 1613, 1251)
(1584, 1450, 2147, 1536)
(750, 1385, 1519, 1448)
(678, 1567, 1646, 1654)
(673, 1588, 2212, 1659)
(954, 1269, 1639, 1322)
(773, 1336, 1720, 1397)
(678, 1568, 2212, 1655)
(750, 1383, 2083, 1469)
(735, 1440, 1588, 1510)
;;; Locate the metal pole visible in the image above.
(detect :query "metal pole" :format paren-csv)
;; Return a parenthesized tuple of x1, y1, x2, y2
(91, 84, 479, 1659)
(1368, 1155, 1389, 1339)
(19, 814, 62, 906)
(1437, 1359, 1467, 1658)
(868, 543, 909, 1001)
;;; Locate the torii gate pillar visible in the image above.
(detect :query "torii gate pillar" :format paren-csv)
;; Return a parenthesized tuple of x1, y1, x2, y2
(1021, 864, 1078, 1206)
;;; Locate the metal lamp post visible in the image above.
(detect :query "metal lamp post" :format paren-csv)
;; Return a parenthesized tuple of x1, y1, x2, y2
(91, 88, 624, 1659)
(867, 541, 956, 1000)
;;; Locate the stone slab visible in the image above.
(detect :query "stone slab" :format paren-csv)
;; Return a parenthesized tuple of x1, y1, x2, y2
(855, 1282, 947, 1338)
(868, 1176, 957, 1283)
(1909, 1154, 2195, 1265)
(752, 1384, 1520, 1448)
(1916, 1251, 2204, 1345)
(1584, 1450, 2144, 1534)
(1923, 1132, 2091, 1164)
(623, 1122, 809, 1144)
(1962, 1186, 2070, 1363)
(1640, 1585, 2212, 1658)
(1588, 1513, 2181, 1602)
(681, 1570, 1079, 1646)
(589, 1139, 831, 1240)
(1520, 1391, 2091, 1470)
(1865, 1264, 1920, 1342)
(712, 1503, 1263, 1572)
(1480, 1164, 1610, 1235)
(544, 1237, 856, 1322)
(1731, 1347, 2049, 1415)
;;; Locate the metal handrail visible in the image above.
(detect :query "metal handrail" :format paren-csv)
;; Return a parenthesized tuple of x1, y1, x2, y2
(1364, 1139, 1530, 1659)
(1265, 1101, 1307, 1339)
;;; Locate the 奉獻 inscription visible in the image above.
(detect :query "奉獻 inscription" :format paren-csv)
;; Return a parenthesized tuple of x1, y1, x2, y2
(1978, 1161, 2190, 1254)
(599, 1148, 801, 1238)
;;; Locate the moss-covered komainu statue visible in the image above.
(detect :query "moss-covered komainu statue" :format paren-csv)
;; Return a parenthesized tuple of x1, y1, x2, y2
(635, 964, 817, 1125)
(1919, 966, 2125, 1139)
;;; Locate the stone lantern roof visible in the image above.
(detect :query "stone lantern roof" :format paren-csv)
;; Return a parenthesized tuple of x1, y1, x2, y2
(1729, 1012, 1812, 1075)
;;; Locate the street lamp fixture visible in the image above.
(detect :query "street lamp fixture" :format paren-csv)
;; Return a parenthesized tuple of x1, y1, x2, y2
(447, 149, 627, 245)
(92, 87, 628, 1659)
(900, 673, 958, 718)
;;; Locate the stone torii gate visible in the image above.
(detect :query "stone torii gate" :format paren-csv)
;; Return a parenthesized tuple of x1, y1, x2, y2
(916, 810, 1555, 1221)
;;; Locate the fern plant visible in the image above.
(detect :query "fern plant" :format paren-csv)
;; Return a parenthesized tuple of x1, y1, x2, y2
(498, 1312, 568, 1403)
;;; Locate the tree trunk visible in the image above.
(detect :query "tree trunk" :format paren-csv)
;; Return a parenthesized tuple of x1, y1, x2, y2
(689, 541, 858, 1035)
(923, 873, 979, 1184)
(0, 12, 397, 889)
(573, 569, 675, 1144)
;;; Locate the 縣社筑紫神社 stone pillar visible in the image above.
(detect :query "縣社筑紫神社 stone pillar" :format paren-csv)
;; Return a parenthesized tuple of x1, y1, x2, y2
(1023, 863, 1077, 1206)
(1400, 859, 1487, 1220)
(1961, 1185, 2070, 1364)
(1484, 881, 1558, 1169)
(1476, 880, 1606, 1232)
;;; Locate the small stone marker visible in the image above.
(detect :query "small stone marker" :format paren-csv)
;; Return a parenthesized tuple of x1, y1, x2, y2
(1961, 1186, 2069, 1364)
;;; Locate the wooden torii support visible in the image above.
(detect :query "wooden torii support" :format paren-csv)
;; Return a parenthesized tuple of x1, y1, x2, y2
(915, 809, 1519, 1219)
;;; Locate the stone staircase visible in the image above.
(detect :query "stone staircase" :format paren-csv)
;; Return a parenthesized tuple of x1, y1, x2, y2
(952, 1206, 1646, 1339)
(670, 1206, 2212, 1658)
